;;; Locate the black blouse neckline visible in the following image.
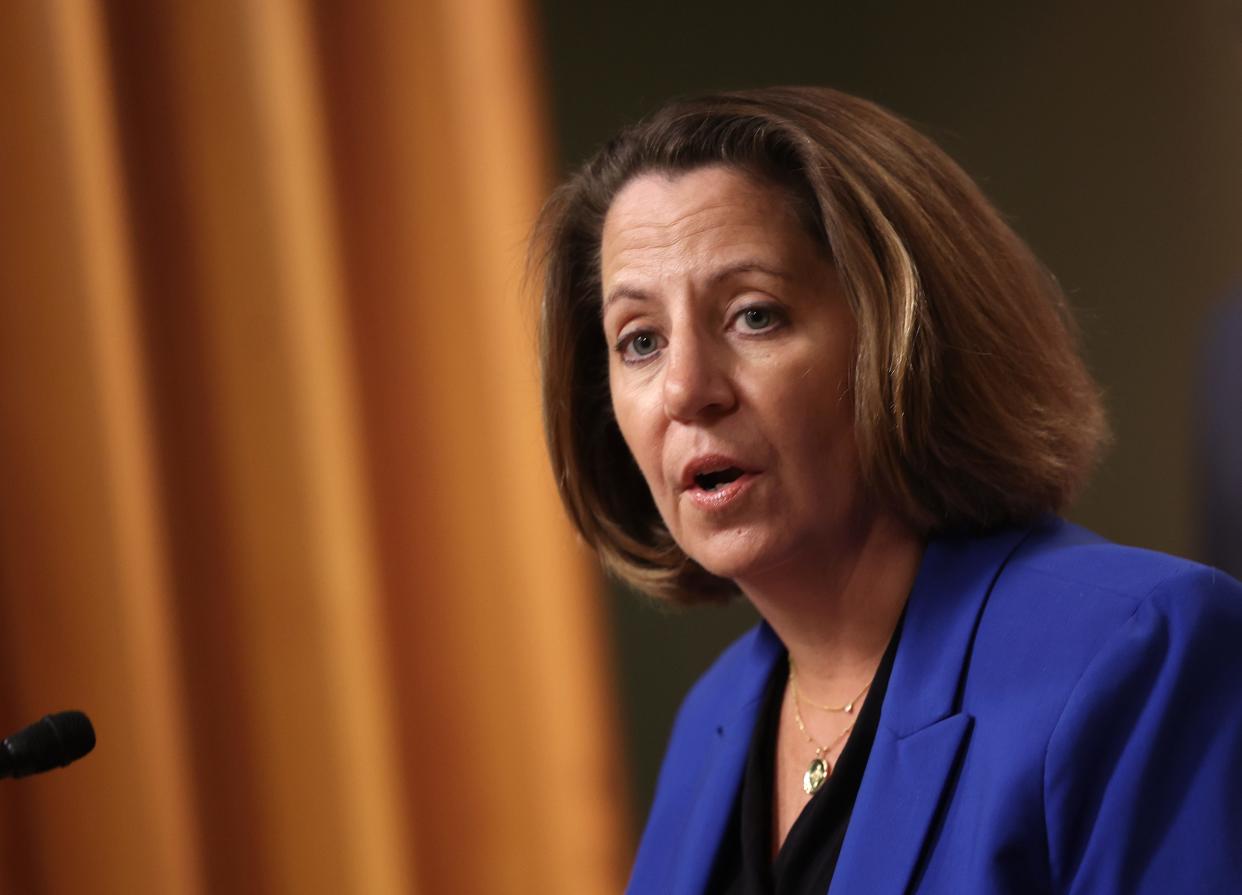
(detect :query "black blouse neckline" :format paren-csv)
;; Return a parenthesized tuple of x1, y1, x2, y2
(706, 616, 904, 894)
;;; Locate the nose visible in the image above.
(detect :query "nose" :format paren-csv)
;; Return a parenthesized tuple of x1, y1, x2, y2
(662, 327, 737, 422)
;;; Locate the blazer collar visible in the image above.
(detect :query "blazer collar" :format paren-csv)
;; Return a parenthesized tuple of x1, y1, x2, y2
(828, 522, 1038, 895)
(880, 522, 1036, 737)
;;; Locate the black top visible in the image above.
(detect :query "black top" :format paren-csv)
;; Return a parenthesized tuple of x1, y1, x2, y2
(706, 618, 903, 895)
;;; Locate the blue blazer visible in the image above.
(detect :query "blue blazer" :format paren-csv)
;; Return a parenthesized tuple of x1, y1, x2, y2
(628, 518, 1242, 894)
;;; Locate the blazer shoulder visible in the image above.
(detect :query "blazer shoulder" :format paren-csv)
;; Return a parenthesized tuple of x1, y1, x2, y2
(937, 521, 1242, 892)
(667, 622, 779, 735)
(645, 621, 779, 812)
(1002, 518, 1235, 610)
(962, 519, 1242, 758)
(628, 622, 780, 893)
(1039, 552, 1242, 891)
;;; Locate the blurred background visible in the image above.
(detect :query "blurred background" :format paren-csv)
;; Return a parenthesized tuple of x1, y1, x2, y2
(0, 1, 1238, 892)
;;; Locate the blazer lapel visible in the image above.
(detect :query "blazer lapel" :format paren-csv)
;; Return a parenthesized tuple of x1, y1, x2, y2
(829, 524, 1035, 895)
(670, 623, 783, 895)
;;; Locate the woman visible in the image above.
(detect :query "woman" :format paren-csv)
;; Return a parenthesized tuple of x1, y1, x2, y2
(532, 87, 1242, 893)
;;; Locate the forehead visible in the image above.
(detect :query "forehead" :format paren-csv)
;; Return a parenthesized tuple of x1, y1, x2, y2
(600, 166, 811, 287)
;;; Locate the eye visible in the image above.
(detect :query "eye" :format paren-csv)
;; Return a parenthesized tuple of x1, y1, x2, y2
(742, 307, 772, 329)
(615, 330, 664, 364)
(734, 304, 784, 333)
(631, 333, 658, 355)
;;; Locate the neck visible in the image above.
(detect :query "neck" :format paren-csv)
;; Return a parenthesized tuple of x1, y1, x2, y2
(736, 509, 924, 695)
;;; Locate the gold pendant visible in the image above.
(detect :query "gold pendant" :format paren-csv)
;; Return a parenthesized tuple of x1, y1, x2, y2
(803, 756, 828, 794)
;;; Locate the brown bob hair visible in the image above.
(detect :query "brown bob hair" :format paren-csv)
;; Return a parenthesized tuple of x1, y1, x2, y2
(531, 86, 1107, 603)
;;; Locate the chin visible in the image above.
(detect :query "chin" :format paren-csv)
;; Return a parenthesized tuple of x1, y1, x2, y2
(682, 530, 787, 584)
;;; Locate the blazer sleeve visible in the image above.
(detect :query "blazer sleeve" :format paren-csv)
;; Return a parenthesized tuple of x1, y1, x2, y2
(1043, 565, 1242, 894)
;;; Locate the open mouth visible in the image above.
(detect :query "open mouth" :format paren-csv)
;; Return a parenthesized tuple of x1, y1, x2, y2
(693, 467, 744, 491)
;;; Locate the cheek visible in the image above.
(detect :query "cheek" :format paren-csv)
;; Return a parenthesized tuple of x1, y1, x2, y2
(610, 382, 664, 486)
(768, 369, 856, 469)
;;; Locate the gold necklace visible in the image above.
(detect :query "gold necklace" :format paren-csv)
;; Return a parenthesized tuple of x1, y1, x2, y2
(789, 670, 856, 795)
(789, 660, 871, 713)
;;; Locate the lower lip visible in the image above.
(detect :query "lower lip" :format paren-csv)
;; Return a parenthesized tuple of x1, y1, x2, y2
(684, 472, 758, 511)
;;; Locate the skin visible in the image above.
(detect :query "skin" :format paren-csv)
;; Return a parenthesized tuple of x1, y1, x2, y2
(600, 165, 924, 852)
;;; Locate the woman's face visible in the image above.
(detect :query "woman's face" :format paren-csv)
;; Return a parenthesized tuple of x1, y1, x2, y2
(600, 165, 866, 587)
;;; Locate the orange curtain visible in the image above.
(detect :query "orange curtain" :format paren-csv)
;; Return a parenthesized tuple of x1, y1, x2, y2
(0, 2, 628, 893)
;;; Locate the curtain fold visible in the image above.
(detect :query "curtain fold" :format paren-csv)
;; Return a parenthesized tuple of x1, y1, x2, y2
(0, 2, 201, 891)
(0, 1, 627, 892)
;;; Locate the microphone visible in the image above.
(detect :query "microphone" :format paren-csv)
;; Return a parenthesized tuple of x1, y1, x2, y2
(0, 711, 95, 779)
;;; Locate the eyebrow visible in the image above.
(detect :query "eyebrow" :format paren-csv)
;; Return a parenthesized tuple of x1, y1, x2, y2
(601, 261, 792, 311)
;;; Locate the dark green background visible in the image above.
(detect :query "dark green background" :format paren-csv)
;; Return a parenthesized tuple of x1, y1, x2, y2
(535, 0, 1242, 840)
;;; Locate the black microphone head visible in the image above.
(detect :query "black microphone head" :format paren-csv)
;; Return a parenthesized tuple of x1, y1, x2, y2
(0, 711, 95, 779)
